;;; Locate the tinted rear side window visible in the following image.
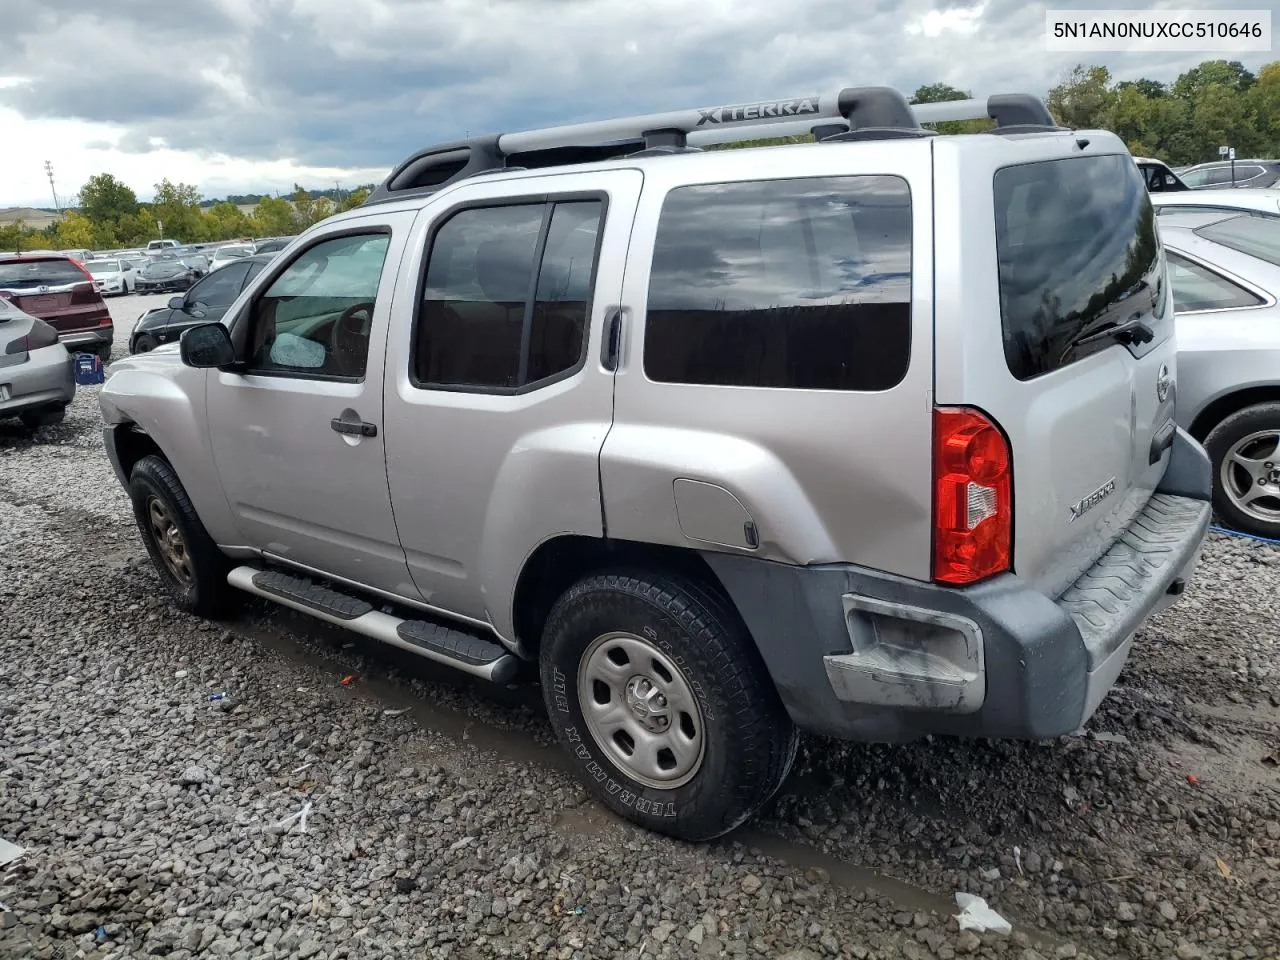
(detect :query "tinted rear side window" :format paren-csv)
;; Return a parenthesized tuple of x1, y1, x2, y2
(645, 176, 912, 391)
(995, 154, 1162, 381)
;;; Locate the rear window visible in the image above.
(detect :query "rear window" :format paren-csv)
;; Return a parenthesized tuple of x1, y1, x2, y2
(1195, 215, 1280, 266)
(644, 176, 912, 391)
(0, 258, 88, 288)
(995, 154, 1163, 381)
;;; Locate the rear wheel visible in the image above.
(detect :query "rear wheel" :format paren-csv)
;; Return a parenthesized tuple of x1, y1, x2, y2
(128, 455, 236, 617)
(540, 569, 797, 841)
(133, 334, 157, 353)
(94, 344, 112, 363)
(19, 405, 65, 430)
(1205, 402, 1280, 540)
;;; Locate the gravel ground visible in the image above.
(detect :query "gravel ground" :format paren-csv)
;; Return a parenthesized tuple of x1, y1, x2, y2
(0, 296, 1277, 959)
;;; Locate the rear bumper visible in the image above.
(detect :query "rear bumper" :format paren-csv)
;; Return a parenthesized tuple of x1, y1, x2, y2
(59, 328, 113, 349)
(0, 345, 75, 416)
(705, 451, 1211, 742)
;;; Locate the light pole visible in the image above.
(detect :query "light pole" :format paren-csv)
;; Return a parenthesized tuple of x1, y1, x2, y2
(43, 160, 60, 213)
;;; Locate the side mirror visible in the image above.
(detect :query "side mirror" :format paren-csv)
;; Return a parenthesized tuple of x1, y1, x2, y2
(179, 323, 235, 369)
(168, 295, 185, 311)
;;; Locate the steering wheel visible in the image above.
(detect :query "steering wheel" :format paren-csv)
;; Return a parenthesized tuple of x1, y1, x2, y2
(329, 301, 376, 372)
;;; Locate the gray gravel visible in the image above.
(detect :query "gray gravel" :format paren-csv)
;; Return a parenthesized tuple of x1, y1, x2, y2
(0, 296, 1277, 959)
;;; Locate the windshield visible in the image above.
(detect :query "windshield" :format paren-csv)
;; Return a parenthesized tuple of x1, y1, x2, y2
(216, 246, 251, 260)
(0, 258, 89, 288)
(1196, 215, 1280, 266)
(85, 260, 119, 275)
(142, 261, 185, 277)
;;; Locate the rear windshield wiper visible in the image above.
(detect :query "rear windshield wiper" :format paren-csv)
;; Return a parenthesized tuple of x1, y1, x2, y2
(1068, 313, 1155, 351)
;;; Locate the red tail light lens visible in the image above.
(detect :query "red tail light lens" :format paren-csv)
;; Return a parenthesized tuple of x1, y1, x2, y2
(933, 407, 1012, 585)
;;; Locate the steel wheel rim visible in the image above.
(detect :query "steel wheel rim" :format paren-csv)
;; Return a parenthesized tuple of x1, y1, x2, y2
(147, 497, 193, 586)
(1220, 430, 1280, 524)
(577, 632, 706, 790)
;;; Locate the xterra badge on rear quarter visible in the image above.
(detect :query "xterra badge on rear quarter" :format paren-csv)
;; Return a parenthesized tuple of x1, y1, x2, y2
(1069, 477, 1117, 522)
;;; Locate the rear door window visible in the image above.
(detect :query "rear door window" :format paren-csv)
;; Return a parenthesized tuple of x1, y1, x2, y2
(994, 153, 1164, 380)
(644, 176, 912, 391)
(1167, 253, 1264, 312)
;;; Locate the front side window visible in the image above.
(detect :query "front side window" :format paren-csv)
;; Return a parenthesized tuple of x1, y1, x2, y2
(1167, 253, 1264, 313)
(246, 233, 390, 379)
(414, 199, 604, 390)
(644, 176, 912, 391)
(189, 262, 249, 308)
(995, 153, 1163, 380)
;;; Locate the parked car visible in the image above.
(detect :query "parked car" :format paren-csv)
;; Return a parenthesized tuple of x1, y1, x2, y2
(146, 239, 181, 253)
(1180, 159, 1280, 191)
(0, 253, 113, 360)
(130, 254, 274, 352)
(1158, 211, 1280, 539)
(249, 236, 295, 255)
(84, 258, 137, 296)
(99, 87, 1210, 841)
(207, 243, 255, 273)
(0, 299, 76, 429)
(178, 253, 211, 277)
(135, 259, 200, 294)
(1151, 188, 1280, 219)
(1135, 157, 1190, 192)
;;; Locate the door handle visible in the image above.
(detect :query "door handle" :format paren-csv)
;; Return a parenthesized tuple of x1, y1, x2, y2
(331, 417, 377, 438)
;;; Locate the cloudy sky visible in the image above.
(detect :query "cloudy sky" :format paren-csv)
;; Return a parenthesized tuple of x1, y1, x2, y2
(0, 0, 1272, 207)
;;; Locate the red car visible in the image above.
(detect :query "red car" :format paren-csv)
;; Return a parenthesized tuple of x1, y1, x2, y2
(0, 253, 113, 361)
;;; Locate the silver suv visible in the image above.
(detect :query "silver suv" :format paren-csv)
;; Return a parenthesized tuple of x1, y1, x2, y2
(100, 86, 1211, 840)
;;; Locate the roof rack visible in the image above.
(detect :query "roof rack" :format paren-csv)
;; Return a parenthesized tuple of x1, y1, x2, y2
(364, 88, 1060, 205)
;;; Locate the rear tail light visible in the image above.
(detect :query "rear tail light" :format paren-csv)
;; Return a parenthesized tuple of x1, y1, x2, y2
(932, 407, 1012, 585)
(4, 318, 60, 354)
(72, 260, 95, 284)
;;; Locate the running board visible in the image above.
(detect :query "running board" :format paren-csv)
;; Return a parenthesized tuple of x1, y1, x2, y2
(227, 566, 519, 684)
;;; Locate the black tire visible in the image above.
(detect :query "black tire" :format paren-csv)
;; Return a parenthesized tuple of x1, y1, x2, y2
(1204, 402, 1280, 539)
(133, 334, 157, 353)
(94, 344, 112, 363)
(19, 405, 65, 430)
(540, 569, 797, 841)
(128, 455, 237, 618)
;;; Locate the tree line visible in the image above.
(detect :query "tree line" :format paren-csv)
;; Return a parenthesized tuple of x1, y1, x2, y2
(0, 177, 374, 254)
(4, 57, 1276, 254)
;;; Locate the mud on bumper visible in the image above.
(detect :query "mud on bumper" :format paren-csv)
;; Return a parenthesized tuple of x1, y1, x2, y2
(703, 434, 1212, 743)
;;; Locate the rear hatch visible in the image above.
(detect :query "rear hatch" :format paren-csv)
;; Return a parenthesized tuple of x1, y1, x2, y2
(0, 257, 110, 334)
(934, 136, 1176, 597)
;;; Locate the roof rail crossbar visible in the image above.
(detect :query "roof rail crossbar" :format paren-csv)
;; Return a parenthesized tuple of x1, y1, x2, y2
(363, 88, 1062, 205)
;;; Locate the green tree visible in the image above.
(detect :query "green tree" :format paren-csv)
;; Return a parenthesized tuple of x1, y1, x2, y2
(1047, 64, 1115, 129)
(115, 208, 160, 246)
(337, 186, 370, 212)
(250, 196, 298, 236)
(201, 201, 253, 241)
(78, 173, 139, 226)
(290, 185, 336, 229)
(0, 220, 32, 254)
(909, 82, 991, 134)
(1116, 78, 1167, 99)
(1172, 60, 1255, 100)
(54, 212, 96, 250)
(151, 179, 204, 241)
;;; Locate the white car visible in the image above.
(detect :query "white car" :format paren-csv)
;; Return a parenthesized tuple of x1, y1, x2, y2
(1151, 188, 1280, 219)
(207, 243, 255, 273)
(83, 258, 136, 296)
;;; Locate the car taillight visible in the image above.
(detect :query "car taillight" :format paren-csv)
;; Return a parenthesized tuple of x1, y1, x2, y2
(4, 318, 59, 354)
(72, 260, 95, 283)
(932, 406, 1012, 586)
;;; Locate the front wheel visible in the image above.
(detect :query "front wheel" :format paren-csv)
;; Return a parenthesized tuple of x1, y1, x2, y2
(540, 570, 797, 841)
(133, 334, 157, 353)
(128, 455, 236, 617)
(1205, 402, 1280, 540)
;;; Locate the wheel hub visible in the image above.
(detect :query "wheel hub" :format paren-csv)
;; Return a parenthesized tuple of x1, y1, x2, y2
(1220, 432, 1280, 524)
(147, 497, 193, 586)
(577, 632, 706, 790)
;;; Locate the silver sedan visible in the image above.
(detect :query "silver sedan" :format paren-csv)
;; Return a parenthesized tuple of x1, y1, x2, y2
(0, 299, 76, 429)
(1161, 210, 1280, 538)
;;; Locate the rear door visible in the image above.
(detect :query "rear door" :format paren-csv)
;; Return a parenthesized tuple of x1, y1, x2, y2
(0, 257, 105, 333)
(934, 137, 1175, 597)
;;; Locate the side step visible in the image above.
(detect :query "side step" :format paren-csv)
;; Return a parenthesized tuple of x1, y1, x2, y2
(228, 566, 519, 684)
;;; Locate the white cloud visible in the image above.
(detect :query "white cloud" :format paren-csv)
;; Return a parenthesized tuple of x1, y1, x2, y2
(906, 3, 987, 38)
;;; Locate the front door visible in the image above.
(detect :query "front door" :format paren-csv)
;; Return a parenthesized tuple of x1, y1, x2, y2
(205, 212, 420, 597)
